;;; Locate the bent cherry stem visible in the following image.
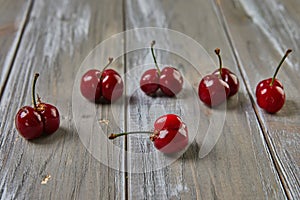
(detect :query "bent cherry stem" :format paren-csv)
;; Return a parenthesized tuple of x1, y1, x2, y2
(151, 40, 161, 76)
(214, 48, 222, 78)
(109, 131, 154, 140)
(270, 49, 292, 86)
(32, 73, 40, 110)
(103, 57, 114, 71)
(100, 57, 114, 77)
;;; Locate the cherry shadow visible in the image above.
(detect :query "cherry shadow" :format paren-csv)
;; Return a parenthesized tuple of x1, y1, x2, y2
(198, 92, 240, 112)
(30, 126, 69, 145)
(274, 99, 299, 117)
(226, 92, 243, 110)
(127, 87, 195, 106)
(181, 141, 201, 161)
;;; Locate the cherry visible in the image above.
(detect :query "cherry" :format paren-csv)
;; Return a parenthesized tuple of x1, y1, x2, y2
(15, 73, 60, 139)
(256, 78, 283, 97)
(140, 41, 183, 97)
(212, 48, 239, 97)
(80, 69, 102, 101)
(15, 107, 43, 139)
(140, 69, 160, 95)
(36, 96, 60, 135)
(198, 74, 230, 107)
(109, 114, 188, 154)
(80, 57, 123, 102)
(256, 49, 292, 113)
(159, 67, 183, 97)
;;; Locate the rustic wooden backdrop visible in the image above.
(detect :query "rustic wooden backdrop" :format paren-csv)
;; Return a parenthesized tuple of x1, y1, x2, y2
(0, 0, 299, 199)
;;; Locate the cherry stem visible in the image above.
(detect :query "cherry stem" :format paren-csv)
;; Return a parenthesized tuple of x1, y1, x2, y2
(270, 49, 292, 86)
(99, 57, 113, 80)
(215, 48, 222, 77)
(32, 73, 39, 109)
(102, 57, 114, 71)
(109, 131, 153, 139)
(150, 40, 161, 76)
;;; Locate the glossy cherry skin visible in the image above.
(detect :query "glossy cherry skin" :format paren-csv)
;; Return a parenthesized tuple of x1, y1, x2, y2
(256, 78, 283, 97)
(256, 78, 285, 113)
(159, 67, 183, 97)
(198, 74, 230, 107)
(37, 103, 60, 135)
(15, 106, 43, 139)
(80, 69, 123, 102)
(80, 69, 102, 102)
(101, 69, 123, 102)
(140, 69, 160, 95)
(213, 68, 239, 97)
(152, 114, 188, 154)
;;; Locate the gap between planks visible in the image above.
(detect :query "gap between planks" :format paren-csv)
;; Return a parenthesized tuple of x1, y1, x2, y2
(212, 0, 291, 199)
(0, 0, 34, 100)
(122, 0, 129, 199)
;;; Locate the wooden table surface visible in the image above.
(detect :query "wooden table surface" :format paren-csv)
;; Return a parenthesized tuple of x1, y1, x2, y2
(0, 0, 299, 199)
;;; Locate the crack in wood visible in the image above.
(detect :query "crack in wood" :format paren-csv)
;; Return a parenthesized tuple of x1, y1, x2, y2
(211, 0, 293, 199)
(0, 0, 35, 99)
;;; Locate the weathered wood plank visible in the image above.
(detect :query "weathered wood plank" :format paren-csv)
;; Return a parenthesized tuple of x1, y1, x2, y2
(0, 0, 32, 97)
(216, 0, 300, 199)
(125, 0, 286, 199)
(0, 0, 125, 199)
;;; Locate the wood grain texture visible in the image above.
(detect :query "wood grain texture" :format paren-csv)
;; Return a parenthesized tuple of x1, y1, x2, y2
(0, 0, 125, 199)
(0, 0, 32, 97)
(1, 0, 299, 199)
(216, 0, 300, 199)
(124, 0, 287, 199)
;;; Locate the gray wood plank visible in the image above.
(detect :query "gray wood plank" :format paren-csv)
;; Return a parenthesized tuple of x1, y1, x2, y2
(0, 0, 32, 97)
(0, 0, 125, 199)
(124, 0, 286, 199)
(215, 0, 300, 199)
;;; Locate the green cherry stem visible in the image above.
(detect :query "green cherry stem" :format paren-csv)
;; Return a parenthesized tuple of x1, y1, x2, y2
(215, 48, 222, 78)
(270, 49, 292, 86)
(109, 131, 153, 139)
(32, 73, 39, 110)
(151, 40, 161, 76)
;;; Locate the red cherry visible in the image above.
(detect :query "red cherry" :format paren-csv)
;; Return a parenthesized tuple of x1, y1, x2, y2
(198, 74, 230, 107)
(256, 49, 292, 113)
(256, 78, 283, 97)
(15, 106, 43, 139)
(152, 114, 188, 154)
(256, 85, 285, 113)
(213, 68, 239, 97)
(109, 114, 188, 154)
(159, 67, 183, 97)
(15, 73, 60, 139)
(101, 69, 124, 102)
(36, 101, 60, 135)
(80, 69, 102, 102)
(212, 48, 239, 97)
(80, 58, 123, 102)
(140, 69, 160, 95)
(140, 41, 183, 97)
(153, 114, 182, 130)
